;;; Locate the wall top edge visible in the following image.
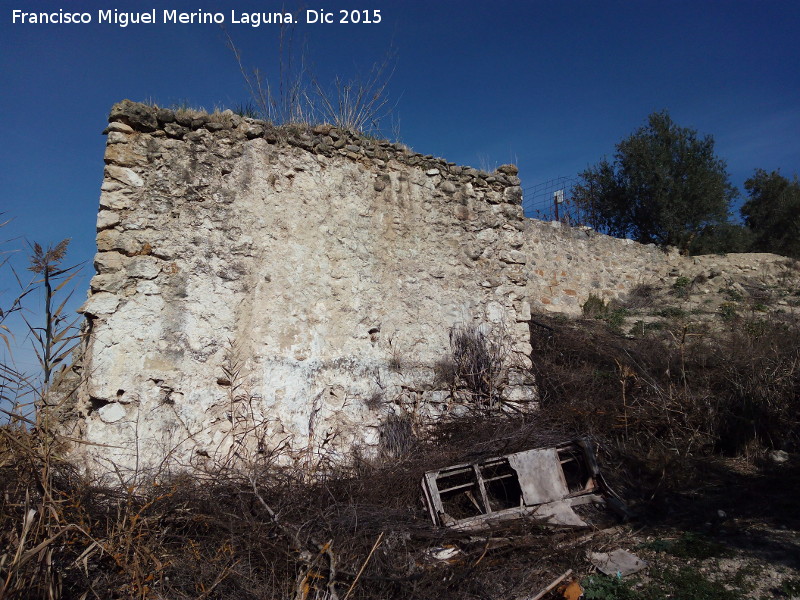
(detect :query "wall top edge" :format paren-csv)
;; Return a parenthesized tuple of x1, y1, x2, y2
(106, 99, 522, 192)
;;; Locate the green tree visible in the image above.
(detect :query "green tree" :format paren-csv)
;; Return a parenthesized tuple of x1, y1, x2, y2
(741, 169, 800, 258)
(573, 111, 737, 251)
(688, 222, 753, 255)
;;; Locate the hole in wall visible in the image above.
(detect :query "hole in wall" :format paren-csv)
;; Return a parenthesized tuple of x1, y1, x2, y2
(87, 396, 111, 415)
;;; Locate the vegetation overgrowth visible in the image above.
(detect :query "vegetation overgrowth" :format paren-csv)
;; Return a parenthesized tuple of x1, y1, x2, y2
(2, 92, 798, 594)
(2, 288, 798, 598)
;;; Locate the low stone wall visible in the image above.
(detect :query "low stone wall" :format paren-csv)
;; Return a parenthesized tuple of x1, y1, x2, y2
(523, 220, 797, 316)
(523, 220, 676, 314)
(70, 101, 534, 474)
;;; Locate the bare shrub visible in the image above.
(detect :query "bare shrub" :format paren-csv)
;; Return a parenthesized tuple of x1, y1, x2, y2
(364, 390, 385, 411)
(227, 27, 396, 135)
(378, 412, 416, 459)
(0, 406, 592, 600)
(581, 293, 608, 318)
(432, 356, 457, 388)
(449, 323, 504, 407)
(310, 53, 396, 135)
(624, 283, 657, 309)
(530, 313, 800, 463)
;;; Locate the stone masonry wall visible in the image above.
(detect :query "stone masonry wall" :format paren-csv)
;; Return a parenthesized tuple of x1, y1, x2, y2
(72, 100, 533, 473)
(522, 220, 797, 316)
(523, 220, 676, 314)
(72, 100, 795, 475)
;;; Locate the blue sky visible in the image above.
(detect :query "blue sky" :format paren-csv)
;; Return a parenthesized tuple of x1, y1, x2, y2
(1, 0, 799, 375)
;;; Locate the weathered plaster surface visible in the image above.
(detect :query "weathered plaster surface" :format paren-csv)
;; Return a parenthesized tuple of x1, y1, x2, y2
(69, 101, 797, 475)
(71, 101, 533, 473)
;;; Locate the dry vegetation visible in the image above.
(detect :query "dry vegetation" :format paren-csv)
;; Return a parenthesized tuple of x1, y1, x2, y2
(2, 223, 799, 598)
(2, 307, 798, 599)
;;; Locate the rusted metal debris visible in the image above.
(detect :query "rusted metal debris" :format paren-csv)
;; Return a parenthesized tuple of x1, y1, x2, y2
(422, 438, 628, 531)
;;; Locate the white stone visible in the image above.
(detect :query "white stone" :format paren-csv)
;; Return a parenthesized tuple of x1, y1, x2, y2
(99, 190, 132, 210)
(107, 131, 130, 145)
(94, 251, 125, 274)
(502, 385, 537, 402)
(97, 402, 126, 423)
(126, 256, 160, 279)
(97, 210, 120, 229)
(515, 300, 531, 321)
(79, 292, 120, 317)
(100, 180, 123, 192)
(105, 165, 143, 187)
(486, 301, 505, 323)
(107, 122, 134, 133)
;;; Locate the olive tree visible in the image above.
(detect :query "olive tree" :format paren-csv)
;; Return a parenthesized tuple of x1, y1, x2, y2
(742, 169, 800, 258)
(573, 111, 737, 251)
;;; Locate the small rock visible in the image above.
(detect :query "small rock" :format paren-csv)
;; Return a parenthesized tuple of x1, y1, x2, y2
(374, 175, 390, 191)
(496, 164, 519, 176)
(109, 99, 158, 132)
(164, 123, 188, 139)
(426, 168, 440, 176)
(312, 123, 332, 135)
(174, 112, 193, 126)
(105, 122, 135, 134)
(155, 108, 175, 124)
(106, 131, 129, 145)
(78, 292, 120, 317)
(96, 210, 120, 230)
(97, 402, 126, 424)
(105, 165, 144, 187)
(769, 450, 789, 464)
(245, 125, 264, 139)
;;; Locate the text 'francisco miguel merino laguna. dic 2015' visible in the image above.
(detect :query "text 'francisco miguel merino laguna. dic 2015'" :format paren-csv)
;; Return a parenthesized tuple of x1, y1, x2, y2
(11, 8, 384, 27)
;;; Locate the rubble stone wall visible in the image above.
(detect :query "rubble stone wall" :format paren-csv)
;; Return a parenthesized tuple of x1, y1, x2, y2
(522, 220, 797, 315)
(72, 101, 533, 473)
(523, 221, 676, 314)
(72, 101, 796, 474)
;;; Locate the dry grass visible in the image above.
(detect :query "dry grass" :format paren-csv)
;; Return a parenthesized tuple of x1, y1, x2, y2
(3, 220, 798, 598)
(0, 409, 596, 600)
(530, 311, 800, 502)
(2, 306, 798, 598)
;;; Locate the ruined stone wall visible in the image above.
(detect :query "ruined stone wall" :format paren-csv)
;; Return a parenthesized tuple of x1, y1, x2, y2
(523, 220, 677, 314)
(522, 220, 797, 316)
(73, 101, 795, 475)
(73, 101, 533, 473)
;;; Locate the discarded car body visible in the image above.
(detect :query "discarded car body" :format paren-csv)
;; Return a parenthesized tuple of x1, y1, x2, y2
(422, 438, 621, 530)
